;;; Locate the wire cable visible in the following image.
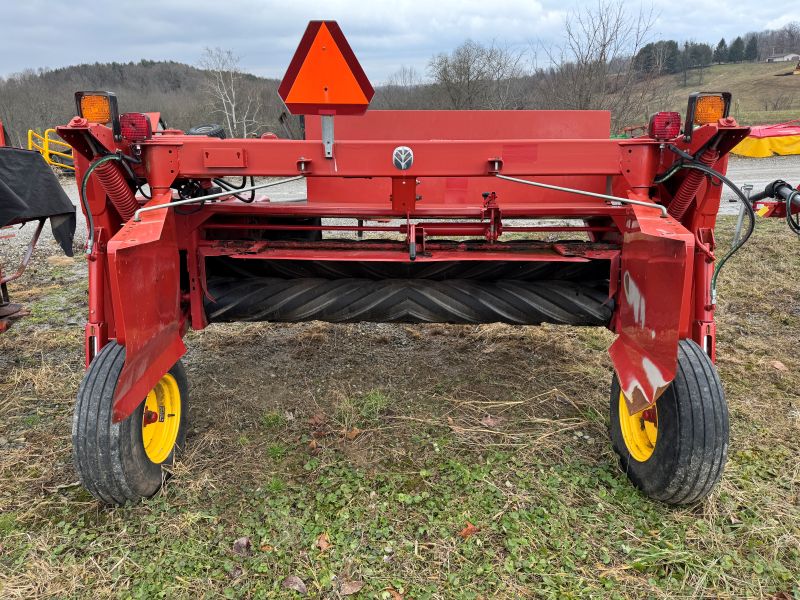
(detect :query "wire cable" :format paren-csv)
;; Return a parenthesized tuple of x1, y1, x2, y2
(654, 162, 756, 304)
(79, 154, 126, 255)
(784, 189, 800, 236)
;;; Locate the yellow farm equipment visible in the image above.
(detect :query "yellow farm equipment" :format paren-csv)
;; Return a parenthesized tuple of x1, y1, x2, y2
(27, 128, 73, 170)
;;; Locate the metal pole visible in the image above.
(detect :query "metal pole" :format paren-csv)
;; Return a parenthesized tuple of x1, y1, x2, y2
(132, 176, 305, 222)
(0, 219, 46, 286)
(733, 184, 753, 249)
(495, 174, 669, 218)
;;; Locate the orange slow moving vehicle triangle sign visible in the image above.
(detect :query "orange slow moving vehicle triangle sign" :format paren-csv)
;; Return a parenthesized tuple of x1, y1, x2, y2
(279, 21, 374, 115)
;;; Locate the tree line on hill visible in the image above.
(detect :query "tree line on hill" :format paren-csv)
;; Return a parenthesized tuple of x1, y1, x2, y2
(633, 22, 799, 81)
(0, 59, 289, 148)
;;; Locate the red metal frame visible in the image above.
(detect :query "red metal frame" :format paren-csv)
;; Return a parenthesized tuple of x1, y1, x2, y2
(57, 105, 748, 422)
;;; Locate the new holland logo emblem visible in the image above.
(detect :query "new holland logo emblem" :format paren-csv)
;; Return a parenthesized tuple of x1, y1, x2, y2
(392, 146, 413, 170)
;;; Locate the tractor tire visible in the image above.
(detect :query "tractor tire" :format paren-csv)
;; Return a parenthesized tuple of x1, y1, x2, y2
(72, 342, 189, 505)
(186, 124, 226, 139)
(609, 339, 728, 504)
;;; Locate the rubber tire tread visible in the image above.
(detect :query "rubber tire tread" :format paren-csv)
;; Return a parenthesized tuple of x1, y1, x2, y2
(186, 124, 226, 139)
(72, 342, 188, 505)
(609, 339, 728, 505)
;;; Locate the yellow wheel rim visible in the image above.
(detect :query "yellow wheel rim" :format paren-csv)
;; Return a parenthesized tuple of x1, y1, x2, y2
(141, 373, 181, 464)
(618, 392, 658, 462)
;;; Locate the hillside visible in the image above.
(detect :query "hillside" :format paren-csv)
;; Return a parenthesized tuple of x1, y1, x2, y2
(0, 61, 283, 146)
(2, 59, 798, 148)
(643, 61, 800, 126)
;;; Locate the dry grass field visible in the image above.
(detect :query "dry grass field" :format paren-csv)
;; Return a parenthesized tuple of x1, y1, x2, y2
(642, 61, 800, 126)
(0, 216, 798, 598)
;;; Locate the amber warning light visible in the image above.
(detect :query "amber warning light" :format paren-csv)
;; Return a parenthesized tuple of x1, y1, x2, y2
(279, 20, 374, 116)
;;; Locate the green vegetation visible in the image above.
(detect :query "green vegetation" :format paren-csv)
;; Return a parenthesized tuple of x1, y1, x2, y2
(652, 61, 800, 125)
(0, 217, 798, 598)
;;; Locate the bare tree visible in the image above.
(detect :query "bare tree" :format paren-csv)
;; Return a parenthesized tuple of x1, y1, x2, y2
(198, 47, 261, 137)
(534, 1, 663, 129)
(376, 66, 426, 109)
(428, 40, 528, 109)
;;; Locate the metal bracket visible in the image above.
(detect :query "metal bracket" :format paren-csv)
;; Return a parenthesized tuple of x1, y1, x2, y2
(321, 115, 334, 159)
(733, 184, 753, 249)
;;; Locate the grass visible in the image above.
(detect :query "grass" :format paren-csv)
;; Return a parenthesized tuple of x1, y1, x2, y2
(0, 217, 799, 598)
(637, 62, 800, 126)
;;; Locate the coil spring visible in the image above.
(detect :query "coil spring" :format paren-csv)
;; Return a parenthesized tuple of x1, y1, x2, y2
(93, 161, 138, 221)
(667, 148, 719, 220)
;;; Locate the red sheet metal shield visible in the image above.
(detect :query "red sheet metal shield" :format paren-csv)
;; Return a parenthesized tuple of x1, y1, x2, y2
(279, 21, 374, 115)
(608, 202, 695, 414)
(107, 204, 186, 422)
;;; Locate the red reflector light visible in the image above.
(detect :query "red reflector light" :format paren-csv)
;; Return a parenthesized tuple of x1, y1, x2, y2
(648, 112, 681, 140)
(119, 113, 152, 141)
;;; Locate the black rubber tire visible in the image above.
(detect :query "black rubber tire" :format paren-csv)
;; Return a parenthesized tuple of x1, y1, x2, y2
(609, 339, 728, 504)
(72, 342, 189, 505)
(186, 124, 226, 139)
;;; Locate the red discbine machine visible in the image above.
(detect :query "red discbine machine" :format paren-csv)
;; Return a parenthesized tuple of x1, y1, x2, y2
(59, 22, 762, 506)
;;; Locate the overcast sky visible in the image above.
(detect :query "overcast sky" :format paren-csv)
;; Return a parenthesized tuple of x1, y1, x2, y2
(1, 0, 798, 83)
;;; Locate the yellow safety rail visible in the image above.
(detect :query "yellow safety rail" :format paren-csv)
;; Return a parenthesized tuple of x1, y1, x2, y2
(27, 128, 74, 171)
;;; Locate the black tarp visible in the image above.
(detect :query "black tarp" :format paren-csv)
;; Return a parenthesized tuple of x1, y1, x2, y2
(0, 147, 76, 256)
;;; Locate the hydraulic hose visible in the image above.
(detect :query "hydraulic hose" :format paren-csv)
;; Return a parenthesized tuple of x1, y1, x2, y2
(667, 147, 719, 220)
(654, 162, 756, 304)
(783, 187, 800, 235)
(79, 154, 128, 255)
(213, 176, 256, 202)
(750, 180, 800, 236)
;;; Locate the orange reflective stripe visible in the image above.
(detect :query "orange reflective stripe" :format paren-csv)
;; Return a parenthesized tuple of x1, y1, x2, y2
(285, 22, 369, 106)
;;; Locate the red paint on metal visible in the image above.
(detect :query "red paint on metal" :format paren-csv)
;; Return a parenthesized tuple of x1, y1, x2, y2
(608, 202, 695, 414)
(57, 90, 741, 421)
(305, 110, 611, 139)
(199, 239, 619, 263)
(753, 198, 800, 218)
(144, 136, 631, 178)
(106, 196, 186, 422)
(203, 147, 247, 168)
(391, 177, 417, 212)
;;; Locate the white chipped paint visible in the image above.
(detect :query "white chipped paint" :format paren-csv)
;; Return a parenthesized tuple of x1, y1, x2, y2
(620, 355, 670, 411)
(641, 356, 669, 391)
(623, 271, 646, 329)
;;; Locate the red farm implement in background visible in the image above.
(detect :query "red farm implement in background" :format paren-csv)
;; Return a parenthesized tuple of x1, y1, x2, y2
(59, 21, 780, 506)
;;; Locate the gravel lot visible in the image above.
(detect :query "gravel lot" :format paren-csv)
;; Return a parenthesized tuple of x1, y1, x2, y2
(3, 154, 799, 255)
(721, 154, 800, 214)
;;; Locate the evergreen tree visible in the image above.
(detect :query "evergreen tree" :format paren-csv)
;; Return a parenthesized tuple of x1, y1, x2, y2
(713, 38, 728, 63)
(729, 36, 745, 62)
(744, 36, 759, 61)
(688, 42, 713, 66)
(659, 40, 681, 73)
(634, 43, 657, 73)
